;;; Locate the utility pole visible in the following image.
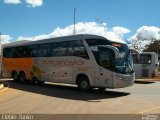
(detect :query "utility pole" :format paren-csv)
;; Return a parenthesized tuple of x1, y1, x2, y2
(0, 32, 1, 57)
(73, 7, 76, 35)
(0, 32, 2, 75)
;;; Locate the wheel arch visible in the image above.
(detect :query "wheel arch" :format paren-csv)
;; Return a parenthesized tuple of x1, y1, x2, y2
(19, 70, 26, 75)
(12, 70, 18, 77)
(76, 73, 90, 85)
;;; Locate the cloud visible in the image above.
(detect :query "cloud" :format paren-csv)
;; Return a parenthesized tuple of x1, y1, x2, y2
(17, 34, 48, 41)
(128, 26, 160, 51)
(113, 26, 131, 39)
(136, 26, 160, 41)
(1, 34, 12, 44)
(5, 23, 159, 53)
(3, 0, 21, 4)
(17, 22, 130, 43)
(25, 0, 43, 7)
(3, 0, 43, 7)
(0, 34, 12, 50)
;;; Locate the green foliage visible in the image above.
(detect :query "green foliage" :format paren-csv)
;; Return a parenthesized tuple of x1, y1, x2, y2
(143, 39, 160, 53)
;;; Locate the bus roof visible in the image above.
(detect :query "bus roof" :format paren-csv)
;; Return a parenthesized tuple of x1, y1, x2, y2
(2, 34, 126, 48)
(2, 40, 31, 48)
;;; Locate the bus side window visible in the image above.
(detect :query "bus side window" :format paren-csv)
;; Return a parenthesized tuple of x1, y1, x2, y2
(16, 46, 28, 58)
(57, 42, 68, 56)
(12, 48, 18, 58)
(39, 44, 52, 57)
(3, 48, 12, 58)
(140, 54, 152, 64)
(3, 48, 9, 58)
(67, 47, 74, 56)
(68, 40, 89, 59)
(28, 45, 38, 57)
(51, 43, 58, 57)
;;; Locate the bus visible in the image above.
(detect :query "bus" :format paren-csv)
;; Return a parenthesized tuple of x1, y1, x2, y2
(132, 52, 159, 79)
(1, 34, 135, 91)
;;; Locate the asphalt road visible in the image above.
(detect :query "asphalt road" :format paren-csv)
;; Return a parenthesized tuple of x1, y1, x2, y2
(0, 80, 160, 114)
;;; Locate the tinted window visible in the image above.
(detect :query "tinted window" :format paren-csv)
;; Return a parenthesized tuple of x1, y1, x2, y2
(3, 47, 27, 58)
(3, 40, 89, 59)
(16, 46, 29, 57)
(140, 54, 152, 64)
(132, 54, 152, 64)
(3, 48, 13, 58)
(55, 42, 68, 56)
(98, 47, 115, 70)
(28, 45, 38, 57)
(86, 39, 110, 60)
(86, 39, 110, 47)
(68, 40, 89, 59)
(50, 41, 71, 57)
(38, 44, 52, 57)
(132, 54, 139, 64)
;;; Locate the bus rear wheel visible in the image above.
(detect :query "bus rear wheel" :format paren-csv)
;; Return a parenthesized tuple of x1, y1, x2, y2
(12, 71, 18, 82)
(19, 72, 26, 83)
(77, 78, 90, 91)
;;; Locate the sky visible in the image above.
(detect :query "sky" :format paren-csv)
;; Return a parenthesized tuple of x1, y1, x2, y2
(0, 0, 160, 50)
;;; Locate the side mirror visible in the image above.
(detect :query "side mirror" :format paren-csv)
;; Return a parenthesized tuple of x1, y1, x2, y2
(98, 45, 120, 59)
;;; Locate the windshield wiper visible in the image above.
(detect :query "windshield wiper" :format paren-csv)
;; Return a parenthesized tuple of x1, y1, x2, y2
(125, 49, 131, 62)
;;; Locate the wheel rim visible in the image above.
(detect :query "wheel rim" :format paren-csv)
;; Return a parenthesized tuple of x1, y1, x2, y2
(81, 81, 88, 89)
(20, 73, 26, 82)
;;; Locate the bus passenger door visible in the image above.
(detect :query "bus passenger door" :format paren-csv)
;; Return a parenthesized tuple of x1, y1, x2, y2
(98, 46, 114, 87)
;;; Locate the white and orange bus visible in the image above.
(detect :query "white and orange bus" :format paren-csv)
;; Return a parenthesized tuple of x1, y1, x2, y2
(1, 34, 135, 91)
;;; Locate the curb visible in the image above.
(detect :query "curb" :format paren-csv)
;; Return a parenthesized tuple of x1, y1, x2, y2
(135, 79, 160, 82)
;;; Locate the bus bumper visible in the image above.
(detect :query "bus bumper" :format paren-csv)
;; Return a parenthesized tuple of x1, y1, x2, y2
(112, 72, 135, 88)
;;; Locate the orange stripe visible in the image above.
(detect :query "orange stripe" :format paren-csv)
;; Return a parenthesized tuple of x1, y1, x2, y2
(2, 58, 33, 80)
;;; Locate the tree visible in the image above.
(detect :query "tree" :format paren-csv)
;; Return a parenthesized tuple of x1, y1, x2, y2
(143, 39, 160, 53)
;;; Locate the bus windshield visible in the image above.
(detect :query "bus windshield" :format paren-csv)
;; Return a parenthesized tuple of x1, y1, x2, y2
(86, 39, 134, 74)
(112, 43, 134, 74)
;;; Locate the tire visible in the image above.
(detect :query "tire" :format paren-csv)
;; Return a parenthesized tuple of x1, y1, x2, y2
(19, 72, 26, 83)
(98, 87, 106, 91)
(12, 72, 18, 82)
(77, 78, 90, 91)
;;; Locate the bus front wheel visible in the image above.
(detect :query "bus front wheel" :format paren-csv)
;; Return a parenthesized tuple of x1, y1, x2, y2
(77, 78, 90, 91)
